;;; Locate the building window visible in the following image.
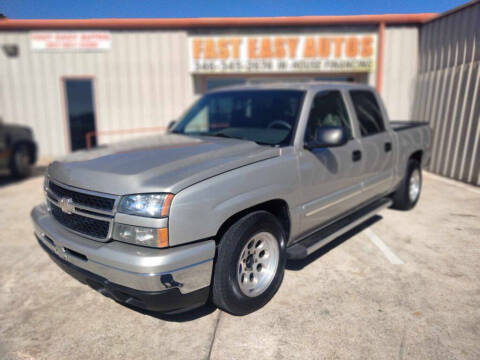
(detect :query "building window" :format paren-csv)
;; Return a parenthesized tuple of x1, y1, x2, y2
(206, 78, 246, 91)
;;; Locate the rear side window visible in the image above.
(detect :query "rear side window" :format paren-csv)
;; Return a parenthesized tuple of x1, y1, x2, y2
(350, 90, 385, 136)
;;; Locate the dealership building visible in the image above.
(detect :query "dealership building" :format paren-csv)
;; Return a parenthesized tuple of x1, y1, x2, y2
(0, 1, 478, 184)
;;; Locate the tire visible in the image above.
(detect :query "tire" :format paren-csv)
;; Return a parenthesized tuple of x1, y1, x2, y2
(9, 144, 32, 179)
(212, 211, 287, 316)
(391, 159, 422, 210)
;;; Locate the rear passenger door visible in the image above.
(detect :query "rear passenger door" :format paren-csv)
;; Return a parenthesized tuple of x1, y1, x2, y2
(348, 90, 394, 200)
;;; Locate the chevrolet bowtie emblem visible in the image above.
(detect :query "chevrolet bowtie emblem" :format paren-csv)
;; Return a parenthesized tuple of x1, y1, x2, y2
(58, 197, 75, 214)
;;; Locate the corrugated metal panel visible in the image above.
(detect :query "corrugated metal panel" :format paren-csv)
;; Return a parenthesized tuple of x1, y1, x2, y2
(412, 1, 480, 185)
(381, 26, 419, 120)
(0, 30, 195, 157)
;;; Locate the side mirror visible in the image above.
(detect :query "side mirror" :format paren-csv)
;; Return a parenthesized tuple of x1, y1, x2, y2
(305, 126, 348, 149)
(167, 120, 177, 132)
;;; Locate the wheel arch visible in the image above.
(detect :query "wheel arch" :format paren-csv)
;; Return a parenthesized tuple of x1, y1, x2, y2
(409, 150, 423, 165)
(215, 199, 291, 244)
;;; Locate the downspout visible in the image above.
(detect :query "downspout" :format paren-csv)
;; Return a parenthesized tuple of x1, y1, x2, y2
(376, 21, 386, 93)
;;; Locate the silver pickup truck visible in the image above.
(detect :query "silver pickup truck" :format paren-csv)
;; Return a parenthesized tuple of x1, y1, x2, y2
(32, 82, 431, 315)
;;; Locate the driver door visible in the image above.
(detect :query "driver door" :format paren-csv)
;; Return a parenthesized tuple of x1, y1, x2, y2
(297, 90, 365, 236)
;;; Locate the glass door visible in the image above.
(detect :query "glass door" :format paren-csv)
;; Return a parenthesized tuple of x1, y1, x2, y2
(64, 79, 97, 151)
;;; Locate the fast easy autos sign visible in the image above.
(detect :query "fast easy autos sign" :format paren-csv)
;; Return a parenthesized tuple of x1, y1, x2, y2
(189, 34, 377, 73)
(30, 32, 111, 51)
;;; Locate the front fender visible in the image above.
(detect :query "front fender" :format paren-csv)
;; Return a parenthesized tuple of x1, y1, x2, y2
(168, 153, 301, 246)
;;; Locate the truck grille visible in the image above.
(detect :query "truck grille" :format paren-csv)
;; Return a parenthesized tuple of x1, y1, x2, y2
(46, 180, 118, 241)
(50, 202, 110, 239)
(49, 181, 115, 211)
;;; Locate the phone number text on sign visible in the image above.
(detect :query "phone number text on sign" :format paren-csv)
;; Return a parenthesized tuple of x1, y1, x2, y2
(30, 32, 111, 51)
(192, 59, 375, 73)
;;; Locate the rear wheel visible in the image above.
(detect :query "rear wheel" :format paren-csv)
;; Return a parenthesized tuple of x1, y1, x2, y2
(10, 144, 32, 179)
(392, 159, 422, 210)
(212, 211, 287, 316)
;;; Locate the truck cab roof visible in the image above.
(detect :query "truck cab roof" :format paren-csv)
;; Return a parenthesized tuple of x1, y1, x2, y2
(207, 81, 376, 94)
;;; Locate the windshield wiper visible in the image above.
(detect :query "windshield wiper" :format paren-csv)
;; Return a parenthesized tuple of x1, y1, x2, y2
(176, 131, 273, 146)
(207, 133, 273, 147)
(210, 133, 247, 141)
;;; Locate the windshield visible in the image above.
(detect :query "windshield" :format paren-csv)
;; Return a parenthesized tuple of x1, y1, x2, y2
(172, 90, 305, 146)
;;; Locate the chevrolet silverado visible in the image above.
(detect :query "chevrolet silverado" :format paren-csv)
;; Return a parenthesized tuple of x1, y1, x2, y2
(32, 82, 431, 315)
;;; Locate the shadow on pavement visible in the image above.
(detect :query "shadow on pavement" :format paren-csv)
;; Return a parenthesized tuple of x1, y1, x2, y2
(0, 165, 47, 187)
(286, 215, 383, 271)
(121, 302, 218, 323)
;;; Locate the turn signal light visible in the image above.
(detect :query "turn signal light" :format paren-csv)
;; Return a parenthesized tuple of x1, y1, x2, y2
(157, 228, 169, 248)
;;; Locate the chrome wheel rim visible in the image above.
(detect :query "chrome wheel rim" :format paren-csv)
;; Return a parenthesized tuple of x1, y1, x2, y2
(409, 169, 421, 202)
(237, 232, 279, 297)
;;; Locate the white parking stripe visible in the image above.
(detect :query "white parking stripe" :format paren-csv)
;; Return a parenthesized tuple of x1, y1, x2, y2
(364, 229, 404, 265)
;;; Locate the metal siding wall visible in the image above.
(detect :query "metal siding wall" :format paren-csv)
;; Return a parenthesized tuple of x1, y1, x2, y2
(381, 26, 419, 120)
(0, 30, 194, 157)
(413, 2, 480, 185)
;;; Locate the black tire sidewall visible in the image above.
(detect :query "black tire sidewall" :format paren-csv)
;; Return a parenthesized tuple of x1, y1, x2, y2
(213, 211, 287, 315)
(395, 159, 421, 210)
(10, 144, 32, 178)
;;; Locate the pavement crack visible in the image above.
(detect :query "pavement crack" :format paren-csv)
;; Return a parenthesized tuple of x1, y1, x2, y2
(398, 325, 407, 360)
(207, 310, 223, 360)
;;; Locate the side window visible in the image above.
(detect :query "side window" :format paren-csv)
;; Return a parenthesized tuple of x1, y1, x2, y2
(349, 90, 385, 137)
(304, 90, 352, 142)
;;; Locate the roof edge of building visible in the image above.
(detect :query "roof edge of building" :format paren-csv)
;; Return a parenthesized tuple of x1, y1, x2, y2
(0, 13, 437, 30)
(423, 0, 479, 24)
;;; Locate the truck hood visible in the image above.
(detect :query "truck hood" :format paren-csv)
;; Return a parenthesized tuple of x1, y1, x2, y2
(48, 134, 280, 195)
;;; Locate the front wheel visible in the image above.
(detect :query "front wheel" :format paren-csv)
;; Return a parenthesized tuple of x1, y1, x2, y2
(212, 211, 287, 316)
(391, 159, 422, 210)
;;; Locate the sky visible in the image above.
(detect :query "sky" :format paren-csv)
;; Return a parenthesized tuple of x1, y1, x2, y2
(0, 0, 467, 19)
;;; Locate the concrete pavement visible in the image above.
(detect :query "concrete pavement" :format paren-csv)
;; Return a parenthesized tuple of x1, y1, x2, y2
(0, 170, 479, 359)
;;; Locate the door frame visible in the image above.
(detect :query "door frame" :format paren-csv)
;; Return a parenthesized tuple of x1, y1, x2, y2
(343, 88, 395, 196)
(295, 88, 365, 236)
(60, 76, 99, 153)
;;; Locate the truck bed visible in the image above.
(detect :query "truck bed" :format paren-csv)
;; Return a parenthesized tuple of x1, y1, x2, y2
(390, 121, 429, 131)
(390, 120, 431, 186)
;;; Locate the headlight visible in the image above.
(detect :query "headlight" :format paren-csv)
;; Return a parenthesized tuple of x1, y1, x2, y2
(113, 223, 168, 248)
(118, 193, 174, 218)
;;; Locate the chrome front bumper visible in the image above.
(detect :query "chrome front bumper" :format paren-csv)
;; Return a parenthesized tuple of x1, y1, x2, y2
(31, 204, 215, 295)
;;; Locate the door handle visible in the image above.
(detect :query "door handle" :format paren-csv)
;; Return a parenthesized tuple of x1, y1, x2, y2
(352, 150, 362, 162)
(385, 142, 392, 152)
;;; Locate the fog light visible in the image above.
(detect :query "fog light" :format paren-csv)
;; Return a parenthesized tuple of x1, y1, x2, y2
(113, 223, 168, 248)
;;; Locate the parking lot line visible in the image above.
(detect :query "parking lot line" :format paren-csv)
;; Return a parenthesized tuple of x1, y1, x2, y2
(364, 228, 404, 265)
